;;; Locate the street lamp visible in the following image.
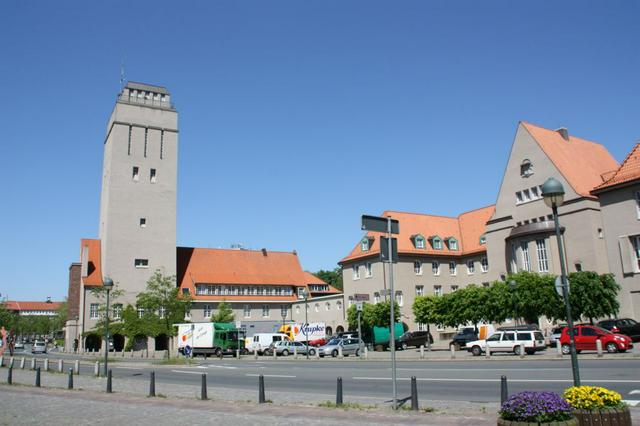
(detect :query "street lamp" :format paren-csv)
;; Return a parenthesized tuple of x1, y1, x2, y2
(102, 276, 114, 377)
(541, 177, 580, 386)
(509, 280, 518, 325)
(299, 289, 310, 360)
(281, 306, 288, 329)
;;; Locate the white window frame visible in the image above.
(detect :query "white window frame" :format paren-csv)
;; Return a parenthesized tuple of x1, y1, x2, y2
(365, 262, 372, 278)
(434, 285, 443, 297)
(521, 241, 531, 272)
(415, 285, 424, 296)
(395, 291, 404, 307)
(481, 257, 488, 273)
(449, 261, 456, 275)
(432, 261, 440, 275)
(361, 238, 370, 252)
(373, 292, 380, 304)
(467, 260, 475, 274)
(510, 243, 518, 273)
(449, 239, 458, 250)
(112, 304, 122, 320)
(415, 236, 425, 249)
(158, 307, 166, 319)
(352, 265, 360, 280)
(90, 303, 99, 320)
(137, 308, 145, 318)
(633, 236, 640, 272)
(203, 304, 212, 318)
(451, 285, 459, 292)
(636, 192, 640, 220)
(516, 191, 523, 204)
(414, 261, 423, 275)
(135, 259, 149, 268)
(262, 305, 270, 318)
(536, 238, 549, 272)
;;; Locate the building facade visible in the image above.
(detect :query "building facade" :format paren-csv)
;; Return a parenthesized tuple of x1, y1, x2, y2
(340, 121, 636, 340)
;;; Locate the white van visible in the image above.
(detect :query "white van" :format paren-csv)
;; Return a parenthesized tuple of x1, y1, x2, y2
(467, 330, 547, 356)
(247, 333, 290, 355)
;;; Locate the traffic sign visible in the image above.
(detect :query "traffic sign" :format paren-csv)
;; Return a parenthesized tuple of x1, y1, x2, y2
(380, 236, 398, 263)
(356, 302, 363, 312)
(555, 276, 569, 297)
(361, 215, 399, 234)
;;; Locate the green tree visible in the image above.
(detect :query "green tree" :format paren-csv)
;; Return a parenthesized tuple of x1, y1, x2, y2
(567, 272, 620, 324)
(484, 281, 515, 324)
(312, 267, 343, 291)
(509, 272, 563, 324)
(136, 270, 191, 334)
(371, 301, 400, 328)
(347, 302, 377, 330)
(413, 295, 443, 327)
(51, 300, 68, 333)
(0, 303, 16, 331)
(210, 299, 235, 323)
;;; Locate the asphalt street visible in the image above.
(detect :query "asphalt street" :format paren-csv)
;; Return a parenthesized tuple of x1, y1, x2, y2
(15, 354, 639, 406)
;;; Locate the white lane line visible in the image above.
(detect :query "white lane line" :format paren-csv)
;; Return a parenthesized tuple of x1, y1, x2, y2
(353, 377, 640, 383)
(622, 400, 639, 407)
(245, 374, 296, 378)
(207, 365, 237, 370)
(111, 366, 143, 370)
(630, 390, 640, 395)
(393, 368, 567, 372)
(171, 370, 207, 375)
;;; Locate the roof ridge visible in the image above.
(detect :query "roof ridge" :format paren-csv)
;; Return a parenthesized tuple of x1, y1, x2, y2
(384, 204, 494, 220)
(593, 142, 640, 191)
(180, 246, 297, 255)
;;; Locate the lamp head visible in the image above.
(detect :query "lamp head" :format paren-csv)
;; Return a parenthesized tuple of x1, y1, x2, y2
(541, 177, 565, 208)
(103, 277, 114, 289)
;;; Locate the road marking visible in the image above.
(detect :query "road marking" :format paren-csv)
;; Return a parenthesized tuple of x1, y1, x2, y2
(393, 368, 568, 372)
(622, 400, 639, 407)
(245, 374, 296, 378)
(207, 365, 237, 370)
(171, 370, 207, 375)
(352, 377, 640, 383)
(111, 366, 143, 370)
(630, 390, 640, 395)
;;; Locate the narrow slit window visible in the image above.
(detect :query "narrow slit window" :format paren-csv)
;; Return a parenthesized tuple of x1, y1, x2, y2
(132, 166, 139, 181)
(160, 130, 164, 160)
(127, 125, 132, 155)
(140, 218, 147, 228)
(150, 168, 157, 183)
(144, 128, 148, 158)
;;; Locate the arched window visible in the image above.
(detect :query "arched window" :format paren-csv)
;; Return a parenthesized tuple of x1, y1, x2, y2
(414, 235, 425, 249)
(361, 237, 370, 252)
(520, 159, 533, 177)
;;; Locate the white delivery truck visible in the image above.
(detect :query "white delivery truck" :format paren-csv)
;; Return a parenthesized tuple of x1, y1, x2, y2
(278, 323, 326, 343)
(176, 322, 244, 358)
(246, 333, 290, 355)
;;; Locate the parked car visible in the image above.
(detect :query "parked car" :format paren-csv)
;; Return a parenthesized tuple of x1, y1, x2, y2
(559, 325, 633, 354)
(398, 331, 433, 350)
(597, 318, 640, 342)
(31, 340, 47, 354)
(549, 325, 566, 347)
(268, 340, 316, 356)
(14, 341, 25, 350)
(467, 330, 546, 356)
(449, 327, 478, 350)
(318, 338, 361, 358)
(309, 337, 327, 347)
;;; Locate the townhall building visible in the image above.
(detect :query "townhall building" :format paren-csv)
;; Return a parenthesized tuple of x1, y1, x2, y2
(65, 83, 345, 352)
(340, 122, 640, 341)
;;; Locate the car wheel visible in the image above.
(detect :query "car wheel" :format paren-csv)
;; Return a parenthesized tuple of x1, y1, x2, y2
(471, 346, 482, 357)
(525, 349, 535, 355)
(513, 346, 522, 355)
(355, 349, 360, 357)
(561, 344, 571, 355)
(605, 342, 618, 353)
(282, 349, 289, 356)
(215, 348, 222, 357)
(332, 349, 338, 358)
(401, 342, 408, 350)
(309, 348, 316, 356)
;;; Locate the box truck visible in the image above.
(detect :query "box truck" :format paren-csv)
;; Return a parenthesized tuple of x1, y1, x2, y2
(176, 322, 245, 357)
(278, 323, 326, 343)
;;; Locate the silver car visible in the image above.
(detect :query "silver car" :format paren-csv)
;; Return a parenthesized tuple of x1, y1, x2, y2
(271, 340, 316, 356)
(31, 340, 47, 354)
(318, 338, 361, 358)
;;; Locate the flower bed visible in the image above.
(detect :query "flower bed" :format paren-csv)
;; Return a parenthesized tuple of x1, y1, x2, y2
(563, 386, 631, 426)
(499, 391, 576, 425)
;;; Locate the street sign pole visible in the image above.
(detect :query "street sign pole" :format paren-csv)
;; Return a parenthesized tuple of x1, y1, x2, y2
(387, 216, 397, 410)
(356, 302, 363, 355)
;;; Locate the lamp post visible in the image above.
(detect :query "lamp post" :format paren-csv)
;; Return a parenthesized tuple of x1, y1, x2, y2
(281, 306, 287, 329)
(300, 289, 310, 360)
(509, 280, 518, 325)
(102, 277, 114, 377)
(541, 177, 580, 386)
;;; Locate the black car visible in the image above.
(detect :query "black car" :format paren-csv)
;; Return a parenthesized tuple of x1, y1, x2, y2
(597, 318, 640, 342)
(397, 331, 433, 350)
(449, 327, 478, 350)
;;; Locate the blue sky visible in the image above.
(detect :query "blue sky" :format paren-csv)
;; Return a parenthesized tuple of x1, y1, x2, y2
(1, 1, 638, 301)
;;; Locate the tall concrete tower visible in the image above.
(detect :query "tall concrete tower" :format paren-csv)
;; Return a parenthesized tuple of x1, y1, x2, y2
(99, 82, 178, 302)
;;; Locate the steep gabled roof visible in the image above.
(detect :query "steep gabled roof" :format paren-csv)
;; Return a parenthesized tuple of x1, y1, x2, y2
(521, 122, 619, 198)
(4, 301, 63, 312)
(339, 205, 494, 264)
(592, 143, 640, 193)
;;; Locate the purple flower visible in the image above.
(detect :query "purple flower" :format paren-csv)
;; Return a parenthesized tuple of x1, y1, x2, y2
(500, 391, 573, 423)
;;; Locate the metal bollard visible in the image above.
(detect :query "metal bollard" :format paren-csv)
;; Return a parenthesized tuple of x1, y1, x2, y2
(7, 367, 12, 385)
(336, 376, 343, 406)
(450, 345, 456, 359)
(364, 346, 368, 359)
(316, 347, 320, 359)
(596, 339, 603, 358)
(411, 376, 418, 410)
(519, 343, 526, 359)
(556, 342, 563, 358)
(427, 338, 432, 352)
(44, 359, 49, 372)
(420, 345, 425, 360)
(500, 375, 508, 405)
(106, 369, 112, 393)
(149, 371, 156, 397)
(35, 367, 41, 387)
(272, 348, 277, 360)
(75, 360, 80, 375)
(68, 368, 73, 389)
(9, 357, 14, 368)
(20, 357, 25, 369)
(0, 355, 4, 367)
(31, 358, 36, 370)
(58, 359, 63, 373)
(258, 374, 266, 403)
(294, 346, 298, 360)
(95, 361, 100, 376)
(338, 346, 343, 358)
(200, 373, 207, 400)
(253, 348, 258, 360)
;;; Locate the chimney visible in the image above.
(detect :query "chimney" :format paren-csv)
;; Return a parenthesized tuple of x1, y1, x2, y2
(261, 248, 267, 256)
(46, 296, 52, 303)
(556, 127, 570, 141)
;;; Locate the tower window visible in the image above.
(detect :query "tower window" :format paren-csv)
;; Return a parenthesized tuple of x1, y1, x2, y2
(160, 130, 164, 160)
(134, 259, 149, 268)
(140, 218, 147, 228)
(132, 166, 139, 181)
(127, 125, 132, 156)
(144, 128, 148, 158)
(150, 168, 157, 183)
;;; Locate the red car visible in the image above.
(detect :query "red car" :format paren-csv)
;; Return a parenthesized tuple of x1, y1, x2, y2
(309, 338, 327, 347)
(560, 325, 633, 354)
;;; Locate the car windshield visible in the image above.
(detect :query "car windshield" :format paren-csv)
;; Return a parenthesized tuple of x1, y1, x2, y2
(625, 319, 638, 326)
(594, 326, 612, 335)
(326, 338, 341, 345)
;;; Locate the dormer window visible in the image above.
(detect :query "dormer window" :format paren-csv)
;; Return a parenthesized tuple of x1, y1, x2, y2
(413, 235, 426, 249)
(361, 237, 370, 252)
(429, 236, 443, 250)
(479, 235, 486, 245)
(446, 237, 458, 251)
(520, 159, 533, 177)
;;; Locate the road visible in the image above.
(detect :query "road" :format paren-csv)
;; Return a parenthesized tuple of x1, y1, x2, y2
(14, 354, 638, 406)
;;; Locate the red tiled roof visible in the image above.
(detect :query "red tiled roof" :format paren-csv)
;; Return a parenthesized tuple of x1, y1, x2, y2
(592, 143, 640, 193)
(177, 247, 308, 298)
(521, 122, 619, 198)
(304, 271, 327, 285)
(4, 301, 63, 312)
(339, 205, 495, 264)
(80, 238, 103, 287)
